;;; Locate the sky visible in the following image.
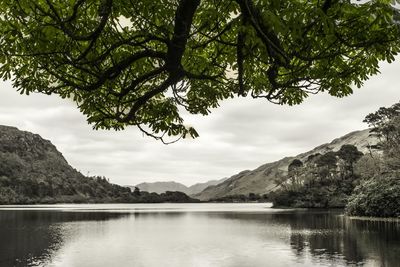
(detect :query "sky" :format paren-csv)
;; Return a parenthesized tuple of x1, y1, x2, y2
(0, 59, 399, 186)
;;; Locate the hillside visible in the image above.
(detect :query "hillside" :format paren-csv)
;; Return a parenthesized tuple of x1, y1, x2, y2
(134, 181, 189, 194)
(132, 178, 227, 195)
(194, 129, 378, 201)
(0, 125, 198, 204)
(187, 178, 228, 195)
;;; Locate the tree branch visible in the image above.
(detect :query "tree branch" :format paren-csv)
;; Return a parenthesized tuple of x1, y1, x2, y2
(166, 0, 201, 75)
(237, 31, 245, 96)
(45, 0, 113, 41)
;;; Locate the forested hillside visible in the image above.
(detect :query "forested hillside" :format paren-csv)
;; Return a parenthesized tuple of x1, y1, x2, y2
(0, 125, 198, 204)
(271, 102, 400, 217)
(195, 129, 376, 201)
(269, 144, 364, 208)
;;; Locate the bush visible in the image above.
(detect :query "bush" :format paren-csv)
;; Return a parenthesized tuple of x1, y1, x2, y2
(346, 174, 400, 218)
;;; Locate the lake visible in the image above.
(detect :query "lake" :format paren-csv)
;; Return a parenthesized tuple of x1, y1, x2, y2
(0, 203, 399, 267)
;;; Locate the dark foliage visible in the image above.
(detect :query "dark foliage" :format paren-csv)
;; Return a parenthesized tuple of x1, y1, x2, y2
(209, 193, 269, 203)
(288, 159, 303, 172)
(0, 174, 200, 204)
(270, 175, 358, 208)
(337, 145, 363, 165)
(270, 145, 363, 208)
(316, 152, 337, 168)
(1, 1, 399, 142)
(345, 102, 400, 217)
(346, 174, 400, 218)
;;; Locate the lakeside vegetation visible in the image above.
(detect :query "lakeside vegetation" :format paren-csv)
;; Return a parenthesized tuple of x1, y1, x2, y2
(269, 103, 400, 218)
(0, 174, 199, 204)
(209, 193, 269, 203)
(269, 144, 363, 208)
(346, 103, 400, 218)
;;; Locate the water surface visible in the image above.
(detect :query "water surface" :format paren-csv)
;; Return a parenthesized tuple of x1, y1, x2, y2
(0, 203, 399, 267)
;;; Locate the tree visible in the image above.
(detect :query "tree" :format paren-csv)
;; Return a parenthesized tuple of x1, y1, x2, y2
(288, 159, 303, 172)
(133, 186, 141, 197)
(346, 173, 400, 217)
(354, 153, 382, 180)
(337, 145, 363, 165)
(364, 102, 400, 170)
(337, 144, 363, 175)
(316, 151, 337, 169)
(1, 0, 399, 142)
(345, 102, 400, 217)
(364, 102, 400, 143)
(287, 159, 303, 188)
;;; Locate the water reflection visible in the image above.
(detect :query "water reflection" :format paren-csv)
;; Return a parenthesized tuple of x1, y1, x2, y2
(0, 205, 399, 267)
(0, 211, 128, 266)
(210, 210, 400, 266)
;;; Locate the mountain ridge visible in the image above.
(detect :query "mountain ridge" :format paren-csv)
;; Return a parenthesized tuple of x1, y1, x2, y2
(194, 129, 378, 201)
(131, 178, 228, 195)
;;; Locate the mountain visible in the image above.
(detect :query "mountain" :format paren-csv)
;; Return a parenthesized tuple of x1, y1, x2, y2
(0, 125, 198, 204)
(132, 178, 228, 195)
(135, 181, 189, 194)
(194, 129, 378, 201)
(186, 178, 228, 195)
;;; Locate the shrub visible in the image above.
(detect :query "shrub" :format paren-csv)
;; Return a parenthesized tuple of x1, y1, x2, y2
(346, 174, 400, 218)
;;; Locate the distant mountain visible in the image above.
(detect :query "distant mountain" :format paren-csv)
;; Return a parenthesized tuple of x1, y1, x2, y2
(134, 181, 189, 194)
(186, 178, 228, 195)
(0, 125, 198, 204)
(132, 178, 228, 195)
(194, 129, 378, 201)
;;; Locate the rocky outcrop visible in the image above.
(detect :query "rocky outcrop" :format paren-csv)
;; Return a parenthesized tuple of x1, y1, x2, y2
(0, 125, 82, 184)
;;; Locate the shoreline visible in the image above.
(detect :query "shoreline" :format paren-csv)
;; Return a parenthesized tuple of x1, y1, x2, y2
(272, 206, 400, 221)
(0, 203, 399, 220)
(345, 215, 400, 222)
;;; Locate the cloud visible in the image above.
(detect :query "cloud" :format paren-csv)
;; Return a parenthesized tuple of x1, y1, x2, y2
(0, 59, 399, 186)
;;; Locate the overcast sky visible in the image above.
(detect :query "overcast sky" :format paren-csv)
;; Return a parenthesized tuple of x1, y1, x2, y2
(0, 59, 399, 186)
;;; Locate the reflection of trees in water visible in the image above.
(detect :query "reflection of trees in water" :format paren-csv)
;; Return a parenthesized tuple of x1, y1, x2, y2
(1, 209, 399, 266)
(0, 211, 128, 267)
(344, 218, 400, 267)
(132, 211, 186, 220)
(275, 212, 400, 266)
(207, 210, 400, 266)
(284, 212, 366, 265)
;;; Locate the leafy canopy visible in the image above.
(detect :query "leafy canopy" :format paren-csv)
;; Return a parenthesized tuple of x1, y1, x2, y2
(0, 0, 399, 142)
